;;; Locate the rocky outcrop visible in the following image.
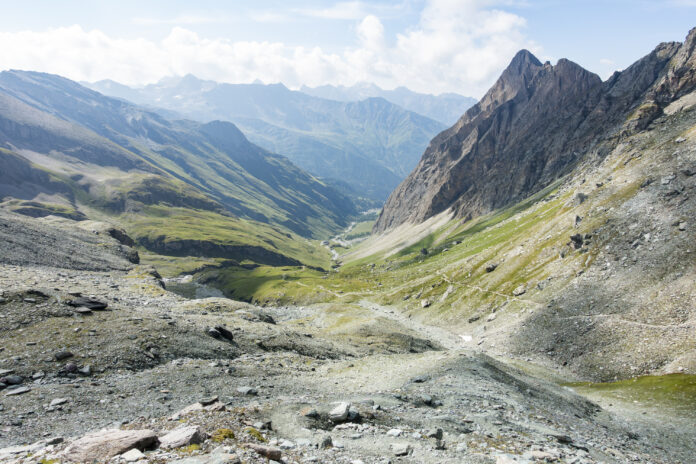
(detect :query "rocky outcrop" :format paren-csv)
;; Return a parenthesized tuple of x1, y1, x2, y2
(374, 29, 696, 233)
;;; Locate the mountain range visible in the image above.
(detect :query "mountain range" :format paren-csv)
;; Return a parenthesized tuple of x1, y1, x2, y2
(299, 82, 476, 126)
(87, 77, 450, 201)
(0, 70, 355, 268)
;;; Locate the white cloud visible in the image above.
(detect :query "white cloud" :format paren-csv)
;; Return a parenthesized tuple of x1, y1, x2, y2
(294, 1, 370, 20)
(356, 15, 385, 50)
(0, 1, 540, 96)
(131, 14, 227, 26)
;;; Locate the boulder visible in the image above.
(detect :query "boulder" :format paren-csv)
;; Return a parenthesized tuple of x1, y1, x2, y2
(50, 398, 69, 407)
(329, 402, 351, 422)
(54, 350, 74, 361)
(318, 434, 333, 449)
(170, 401, 225, 420)
(171, 453, 241, 464)
(512, 285, 526, 296)
(62, 429, 158, 462)
(246, 444, 282, 461)
(236, 386, 258, 396)
(160, 425, 206, 449)
(214, 325, 234, 341)
(4, 386, 30, 396)
(2, 375, 22, 385)
(392, 443, 412, 456)
(121, 448, 146, 462)
(66, 297, 108, 310)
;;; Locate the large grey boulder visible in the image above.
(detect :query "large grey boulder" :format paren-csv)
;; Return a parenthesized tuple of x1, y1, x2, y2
(62, 429, 158, 462)
(160, 425, 207, 450)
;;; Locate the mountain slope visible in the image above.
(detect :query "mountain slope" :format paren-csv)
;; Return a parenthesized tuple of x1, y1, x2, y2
(0, 70, 355, 240)
(300, 82, 477, 126)
(87, 77, 446, 201)
(375, 37, 685, 233)
(292, 28, 696, 383)
(0, 70, 359, 272)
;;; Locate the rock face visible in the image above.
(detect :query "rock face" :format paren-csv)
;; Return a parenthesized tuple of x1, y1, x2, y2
(374, 29, 696, 233)
(62, 429, 158, 462)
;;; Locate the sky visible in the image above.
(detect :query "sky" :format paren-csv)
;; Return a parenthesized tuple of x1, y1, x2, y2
(0, 0, 693, 97)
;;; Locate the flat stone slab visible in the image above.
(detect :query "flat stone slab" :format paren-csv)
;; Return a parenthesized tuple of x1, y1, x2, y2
(159, 425, 206, 449)
(62, 429, 158, 462)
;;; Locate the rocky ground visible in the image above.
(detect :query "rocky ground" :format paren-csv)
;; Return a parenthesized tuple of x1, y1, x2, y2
(1, 211, 695, 463)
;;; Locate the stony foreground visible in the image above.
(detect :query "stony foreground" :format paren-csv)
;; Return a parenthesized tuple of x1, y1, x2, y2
(0, 211, 694, 463)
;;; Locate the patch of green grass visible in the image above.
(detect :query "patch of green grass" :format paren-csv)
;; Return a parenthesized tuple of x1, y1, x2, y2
(139, 251, 229, 278)
(566, 374, 696, 418)
(345, 219, 376, 240)
(179, 444, 202, 454)
(211, 428, 236, 442)
(5, 199, 87, 221)
(121, 206, 331, 270)
(244, 426, 267, 442)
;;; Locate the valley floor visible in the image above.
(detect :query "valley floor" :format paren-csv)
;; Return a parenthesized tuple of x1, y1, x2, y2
(0, 214, 694, 464)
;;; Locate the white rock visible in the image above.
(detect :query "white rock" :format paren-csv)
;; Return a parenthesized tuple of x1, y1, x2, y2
(279, 439, 295, 449)
(392, 443, 412, 456)
(159, 425, 206, 450)
(329, 402, 351, 422)
(386, 429, 403, 437)
(121, 448, 145, 462)
(512, 285, 526, 296)
(50, 398, 69, 407)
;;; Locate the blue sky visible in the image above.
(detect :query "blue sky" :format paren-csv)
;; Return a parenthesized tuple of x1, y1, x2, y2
(0, 1, 693, 97)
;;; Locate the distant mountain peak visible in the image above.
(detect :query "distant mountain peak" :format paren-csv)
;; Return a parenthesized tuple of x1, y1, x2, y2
(508, 49, 543, 72)
(299, 82, 476, 125)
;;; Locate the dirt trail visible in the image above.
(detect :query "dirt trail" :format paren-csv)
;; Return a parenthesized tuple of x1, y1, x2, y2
(357, 299, 468, 351)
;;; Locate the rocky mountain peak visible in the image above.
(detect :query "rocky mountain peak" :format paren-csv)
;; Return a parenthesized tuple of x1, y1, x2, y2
(374, 29, 696, 234)
(508, 49, 543, 73)
(471, 49, 543, 118)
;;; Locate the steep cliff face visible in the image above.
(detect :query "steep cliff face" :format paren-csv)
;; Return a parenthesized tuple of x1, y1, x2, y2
(374, 30, 695, 233)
